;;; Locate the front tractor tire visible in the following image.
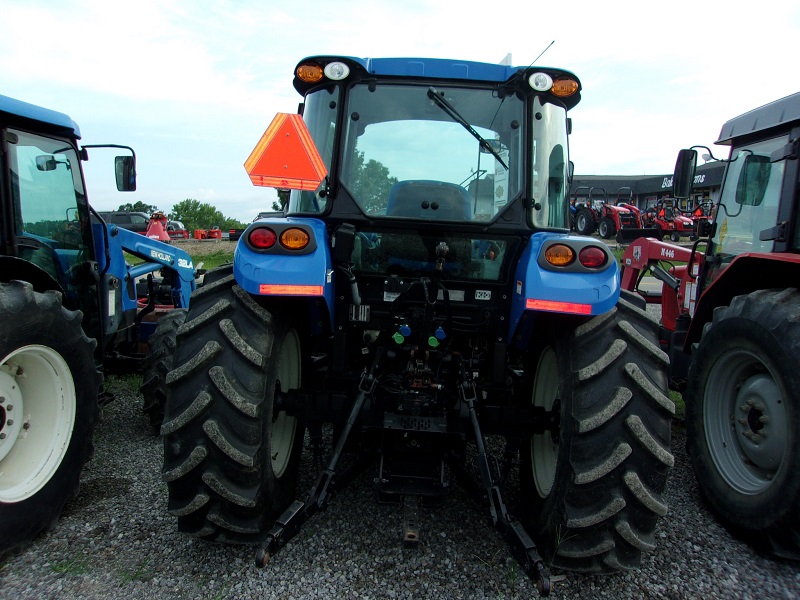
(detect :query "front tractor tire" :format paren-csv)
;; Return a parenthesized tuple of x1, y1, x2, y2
(520, 290, 674, 572)
(598, 217, 616, 239)
(162, 266, 305, 542)
(685, 288, 800, 560)
(0, 281, 100, 558)
(575, 209, 596, 236)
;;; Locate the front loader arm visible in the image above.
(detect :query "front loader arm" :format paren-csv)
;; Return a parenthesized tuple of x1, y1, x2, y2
(95, 223, 196, 309)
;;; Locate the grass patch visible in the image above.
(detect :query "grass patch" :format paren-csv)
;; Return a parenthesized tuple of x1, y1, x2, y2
(105, 373, 142, 396)
(117, 558, 152, 584)
(193, 248, 234, 270)
(51, 556, 90, 576)
(671, 390, 685, 421)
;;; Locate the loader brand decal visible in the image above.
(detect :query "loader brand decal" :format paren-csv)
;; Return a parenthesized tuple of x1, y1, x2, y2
(178, 258, 193, 269)
(660, 247, 675, 259)
(633, 246, 642, 261)
(150, 249, 172, 263)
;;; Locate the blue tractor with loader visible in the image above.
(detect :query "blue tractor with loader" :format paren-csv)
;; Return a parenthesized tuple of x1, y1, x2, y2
(0, 94, 196, 558)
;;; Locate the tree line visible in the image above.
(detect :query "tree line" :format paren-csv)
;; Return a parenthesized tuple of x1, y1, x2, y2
(114, 199, 248, 233)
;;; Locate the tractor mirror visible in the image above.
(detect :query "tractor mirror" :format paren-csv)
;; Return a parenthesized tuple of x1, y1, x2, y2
(672, 149, 697, 199)
(35, 155, 57, 171)
(115, 155, 136, 192)
(735, 154, 770, 206)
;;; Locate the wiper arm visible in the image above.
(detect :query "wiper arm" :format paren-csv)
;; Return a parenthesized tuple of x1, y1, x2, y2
(427, 87, 508, 170)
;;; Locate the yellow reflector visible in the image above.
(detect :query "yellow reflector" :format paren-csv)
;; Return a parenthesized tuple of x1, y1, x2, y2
(296, 64, 324, 83)
(551, 78, 579, 98)
(280, 228, 310, 250)
(526, 298, 592, 315)
(544, 244, 575, 266)
(260, 284, 323, 296)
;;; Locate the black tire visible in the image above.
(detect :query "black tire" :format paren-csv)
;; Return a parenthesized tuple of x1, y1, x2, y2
(670, 232, 681, 243)
(162, 265, 305, 542)
(685, 288, 800, 560)
(599, 217, 616, 239)
(575, 209, 596, 236)
(0, 280, 100, 558)
(520, 289, 674, 571)
(140, 308, 188, 434)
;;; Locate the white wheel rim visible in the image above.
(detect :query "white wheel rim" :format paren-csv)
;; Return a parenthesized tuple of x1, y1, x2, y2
(0, 345, 76, 502)
(271, 329, 300, 478)
(531, 347, 559, 498)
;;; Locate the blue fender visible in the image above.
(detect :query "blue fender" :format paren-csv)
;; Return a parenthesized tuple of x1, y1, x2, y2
(233, 218, 335, 329)
(508, 232, 620, 341)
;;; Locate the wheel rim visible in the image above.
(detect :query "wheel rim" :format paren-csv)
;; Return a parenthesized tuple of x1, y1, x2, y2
(703, 348, 787, 495)
(271, 329, 300, 478)
(577, 214, 586, 232)
(0, 345, 76, 502)
(530, 346, 559, 497)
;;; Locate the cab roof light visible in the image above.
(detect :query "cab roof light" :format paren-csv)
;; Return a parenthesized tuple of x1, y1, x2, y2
(296, 64, 324, 83)
(529, 72, 553, 92)
(323, 61, 350, 80)
(551, 77, 579, 98)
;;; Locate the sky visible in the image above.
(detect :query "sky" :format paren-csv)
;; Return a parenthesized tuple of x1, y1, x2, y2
(2, 0, 798, 223)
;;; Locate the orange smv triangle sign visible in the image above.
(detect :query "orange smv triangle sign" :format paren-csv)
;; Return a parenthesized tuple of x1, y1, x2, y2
(244, 113, 328, 190)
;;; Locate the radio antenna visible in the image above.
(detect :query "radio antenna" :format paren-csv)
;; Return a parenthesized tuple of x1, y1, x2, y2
(529, 40, 555, 67)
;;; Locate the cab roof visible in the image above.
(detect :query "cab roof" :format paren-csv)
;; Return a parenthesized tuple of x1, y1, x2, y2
(0, 94, 81, 139)
(716, 91, 800, 145)
(292, 56, 581, 110)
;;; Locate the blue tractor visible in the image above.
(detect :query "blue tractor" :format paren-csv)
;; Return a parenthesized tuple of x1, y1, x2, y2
(0, 94, 196, 557)
(163, 57, 673, 593)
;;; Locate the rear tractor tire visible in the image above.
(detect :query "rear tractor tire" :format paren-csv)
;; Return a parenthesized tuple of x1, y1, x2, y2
(0, 280, 99, 558)
(162, 265, 305, 542)
(685, 288, 800, 560)
(520, 289, 674, 572)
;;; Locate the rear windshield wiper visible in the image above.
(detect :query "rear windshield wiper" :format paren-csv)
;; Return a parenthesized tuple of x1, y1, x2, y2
(427, 87, 508, 170)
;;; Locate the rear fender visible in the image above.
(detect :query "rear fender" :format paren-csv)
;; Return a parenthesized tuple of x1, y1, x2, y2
(233, 218, 334, 331)
(509, 232, 620, 343)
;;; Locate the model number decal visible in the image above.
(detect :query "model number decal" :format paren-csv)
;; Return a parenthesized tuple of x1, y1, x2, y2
(660, 247, 675, 259)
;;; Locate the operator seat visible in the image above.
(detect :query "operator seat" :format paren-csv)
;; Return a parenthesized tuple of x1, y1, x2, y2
(386, 180, 473, 221)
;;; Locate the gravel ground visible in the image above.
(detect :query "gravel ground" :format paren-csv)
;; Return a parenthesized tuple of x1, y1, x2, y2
(1, 374, 799, 600)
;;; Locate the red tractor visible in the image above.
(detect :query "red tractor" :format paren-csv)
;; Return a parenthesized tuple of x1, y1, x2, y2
(620, 91, 800, 560)
(640, 198, 695, 242)
(573, 186, 642, 238)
